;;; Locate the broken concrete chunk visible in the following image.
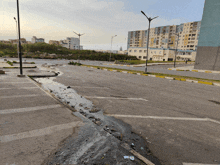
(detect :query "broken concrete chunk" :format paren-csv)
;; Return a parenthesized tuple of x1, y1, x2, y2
(87, 114, 95, 119)
(89, 107, 101, 113)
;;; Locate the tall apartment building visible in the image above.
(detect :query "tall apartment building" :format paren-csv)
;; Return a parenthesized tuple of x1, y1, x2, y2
(127, 21, 201, 61)
(32, 36, 45, 43)
(60, 37, 83, 50)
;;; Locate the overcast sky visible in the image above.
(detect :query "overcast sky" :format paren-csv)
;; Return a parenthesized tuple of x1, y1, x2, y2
(1, 0, 205, 50)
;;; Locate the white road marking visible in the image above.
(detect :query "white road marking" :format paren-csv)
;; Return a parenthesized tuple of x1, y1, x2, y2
(0, 104, 61, 114)
(85, 96, 148, 102)
(0, 82, 31, 83)
(183, 163, 219, 165)
(71, 86, 109, 89)
(0, 87, 38, 90)
(108, 115, 208, 121)
(0, 121, 84, 143)
(208, 119, 220, 125)
(108, 115, 220, 125)
(0, 94, 43, 99)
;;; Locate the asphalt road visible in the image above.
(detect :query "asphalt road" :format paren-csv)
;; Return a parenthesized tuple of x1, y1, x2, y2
(4, 58, 220, 80)
(52, 64, 220, 165)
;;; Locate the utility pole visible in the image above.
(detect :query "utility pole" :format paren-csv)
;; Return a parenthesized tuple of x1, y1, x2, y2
(73, 31, 85, 63)
(141, 11, 158, 73)
(16, 0, 23, 76)
(14, 17, 19, 59)
(110, 35, 117, 61)
(174, 33, 179, 68)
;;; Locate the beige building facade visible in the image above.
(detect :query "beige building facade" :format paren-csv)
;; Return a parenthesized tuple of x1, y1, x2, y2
(32, 36, 45, 43)
(127, 21, 201, 61)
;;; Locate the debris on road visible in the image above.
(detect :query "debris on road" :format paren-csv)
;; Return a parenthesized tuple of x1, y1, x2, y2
(34, 72, 161, 165)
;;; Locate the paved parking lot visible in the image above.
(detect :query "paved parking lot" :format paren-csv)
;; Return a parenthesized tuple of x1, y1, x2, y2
(0, 69, 82, 165)
(53, 64, 220, 165)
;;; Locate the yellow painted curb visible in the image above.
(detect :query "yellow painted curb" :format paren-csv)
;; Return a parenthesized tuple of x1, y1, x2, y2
(168, 69, 172, 70)
(108, 69, 113, 71)
(156, 75, 165, 78)
(176, 69, 181, 71)
(141, 74, 148, 76)
(205, 71, 212, 73)
(127, 65, 130, 67)
(175, 78, 186, 81)
(127, 72, 136, 74)
(192, 70, 198, 72)
(198, 81, 213, 85)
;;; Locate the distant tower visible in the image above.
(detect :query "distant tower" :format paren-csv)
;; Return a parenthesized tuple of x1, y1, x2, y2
(120, 46, 123, 51)
(194, 0, 220, 71)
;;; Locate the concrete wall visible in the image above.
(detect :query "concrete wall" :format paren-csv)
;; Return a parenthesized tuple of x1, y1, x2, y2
(195, 46, 220, 70)
(195, 0, 220, 71)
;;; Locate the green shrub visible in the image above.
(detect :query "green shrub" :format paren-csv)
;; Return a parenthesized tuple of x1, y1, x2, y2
(68, 61, 82, 66)
(7, 61, 13, 66)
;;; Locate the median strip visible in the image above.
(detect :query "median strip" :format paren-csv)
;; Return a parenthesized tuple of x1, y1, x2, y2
(81, 64, 220, 87)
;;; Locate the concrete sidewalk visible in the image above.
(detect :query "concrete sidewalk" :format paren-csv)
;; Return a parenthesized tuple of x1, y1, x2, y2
(0, 68, 83, 165)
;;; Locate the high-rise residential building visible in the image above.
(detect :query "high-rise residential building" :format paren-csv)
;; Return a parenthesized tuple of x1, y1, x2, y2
(195, 0, 220, 71)
(32, 36, 45, 43)
(127, 21, 201, 61)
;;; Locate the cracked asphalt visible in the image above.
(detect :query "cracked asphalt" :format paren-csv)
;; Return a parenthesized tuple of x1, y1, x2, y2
(48, 63, 220, 165)
(1, 58, 220, 165)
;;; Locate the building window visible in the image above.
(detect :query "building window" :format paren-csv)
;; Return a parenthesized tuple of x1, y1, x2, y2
(139, 56, 142, 59)
(159, 51, 161, 54)
(139, 50, 142, 53)
(134, 50, 137, 52)
(129, 50, 132, 52)
(144, 50, 147, 53)
(143, 56, 146, 59)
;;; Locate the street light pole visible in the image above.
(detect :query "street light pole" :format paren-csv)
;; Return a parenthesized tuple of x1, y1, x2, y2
(141, 11, 158, 73)
(110, 35, 117, 62)
(16, 0, 23, 75)
(73, 31, 85, 63)
(14, 17, 19, 59)
(174, 33, 179, 68)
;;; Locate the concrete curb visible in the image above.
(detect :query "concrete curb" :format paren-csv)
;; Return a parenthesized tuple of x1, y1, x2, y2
(83, 65, 220, 88)
(169, 68, 220, 74)
(104, 62, 194, 68)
